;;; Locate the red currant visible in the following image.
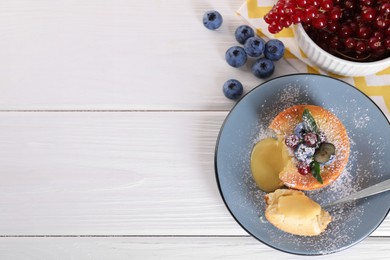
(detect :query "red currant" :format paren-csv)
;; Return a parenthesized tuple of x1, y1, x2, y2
(264, 13, 273, 24)
(297, 0, 309, 8)
(345, 37, 357, 49)
(312, 0, 320, 8)
(355, 40, 367, 53)
(268, 23, 283, 34)
(357, 26, 372, 39)
(368, 37, 383, 49)
(361, 6, 377, 21)
(305, 6, 319, 20)
(374, 15, 387, 29)
(304, 132, 318, 147)
(339, 24, 353, 38)
(280, 15, 293, 28)
(276, 5, 286, 15)
(284, 2, 297, 15)
(344, 0, 356, 9)
(312, 14, 327, 29)
(328, 6, 342, 20)
(297, 161, 310, 175)
(373, 31, 385, 40)
(360, 0, 374, 7)
(285, 134, 300, 148)
(263, 0, 390, 63)
(326, 20, 339, 32)
(379, 3, 390, 15)
(268, 10, 279, 21)
(292, 9, 305, 24)
(320, 0, 334, 11)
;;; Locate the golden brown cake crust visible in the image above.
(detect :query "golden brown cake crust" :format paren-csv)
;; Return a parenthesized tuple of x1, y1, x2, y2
(269, 105, 350, 190)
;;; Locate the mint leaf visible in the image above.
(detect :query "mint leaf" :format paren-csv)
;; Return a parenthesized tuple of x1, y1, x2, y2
(310, 161, 323, 184)
(302, 109, 318, 133)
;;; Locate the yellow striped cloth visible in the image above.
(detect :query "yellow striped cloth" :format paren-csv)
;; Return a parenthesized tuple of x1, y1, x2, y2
(238, 0, 390, 118)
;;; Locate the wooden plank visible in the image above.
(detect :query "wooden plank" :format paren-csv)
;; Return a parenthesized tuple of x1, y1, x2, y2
(0, 0, 299, 110)
(0, 112, 388, 236)
(0, 236, 389, 259)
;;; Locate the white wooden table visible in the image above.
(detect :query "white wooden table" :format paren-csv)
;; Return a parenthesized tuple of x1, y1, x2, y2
(0, 1, 389, 259)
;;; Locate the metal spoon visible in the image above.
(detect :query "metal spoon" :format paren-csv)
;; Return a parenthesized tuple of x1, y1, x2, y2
(323, 179, 390, 208)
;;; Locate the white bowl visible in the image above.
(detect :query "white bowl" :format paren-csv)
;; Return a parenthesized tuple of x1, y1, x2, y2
(294, 24, 390, 77)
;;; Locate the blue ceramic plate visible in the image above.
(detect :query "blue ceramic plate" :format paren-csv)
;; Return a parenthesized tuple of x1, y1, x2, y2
(215, 74, 390, 255)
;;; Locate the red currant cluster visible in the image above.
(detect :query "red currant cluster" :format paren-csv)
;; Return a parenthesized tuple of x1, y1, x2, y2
(264, 0, 390, 62)
(264, 0, 335, 33)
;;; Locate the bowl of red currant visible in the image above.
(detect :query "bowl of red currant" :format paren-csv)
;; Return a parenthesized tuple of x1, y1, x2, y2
(264, 0, 390, 76)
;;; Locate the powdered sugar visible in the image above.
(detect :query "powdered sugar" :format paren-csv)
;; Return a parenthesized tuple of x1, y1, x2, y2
(247, 82, 373, 253)
(220, 75, 389, 255)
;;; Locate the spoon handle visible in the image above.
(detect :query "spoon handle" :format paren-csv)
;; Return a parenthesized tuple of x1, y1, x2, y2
(324, 179, 390, 208)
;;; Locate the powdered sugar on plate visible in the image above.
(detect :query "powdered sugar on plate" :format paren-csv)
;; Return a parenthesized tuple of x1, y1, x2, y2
(216, 74, 390, 255)
(247, 81, 372, 253)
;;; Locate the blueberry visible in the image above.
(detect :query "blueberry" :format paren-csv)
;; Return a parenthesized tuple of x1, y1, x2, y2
(264, 39, 285, 61)
(223, 79, 243, 100)
(251, 58, 274, 78)
(203, 10, 223, 30)
(295, 143, 315, 163)
(314, 142, 336, 163)
(294, 122, 306, 139)
(225, 46, 247, 68)
(235, 25, 255, 44)
(244, 36, 265, 57)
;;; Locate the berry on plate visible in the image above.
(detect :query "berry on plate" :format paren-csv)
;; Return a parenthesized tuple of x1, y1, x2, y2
(225, 46, 247, 68)
(222, 79, 243, 100)
(294, 122, 306, 139)
(314, 142, 335, 163)
(285, 134, 300, 148)
(295, 143, 316, 163)
(203, 10, 223, 30)
(297, 161, 310, 176)
(303, 132, 318, 147)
